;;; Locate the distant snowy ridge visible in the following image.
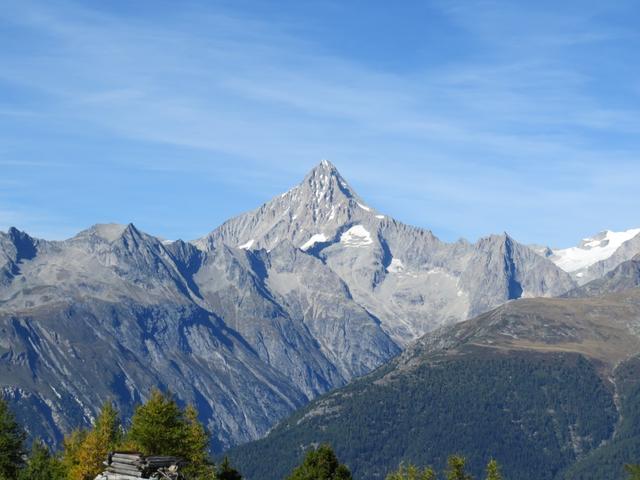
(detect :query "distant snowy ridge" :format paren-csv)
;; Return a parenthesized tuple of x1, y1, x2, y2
(549, 228, 640, 273)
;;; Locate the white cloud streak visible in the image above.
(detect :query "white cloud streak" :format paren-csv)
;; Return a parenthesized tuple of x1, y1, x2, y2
(0, 0, 639, 245)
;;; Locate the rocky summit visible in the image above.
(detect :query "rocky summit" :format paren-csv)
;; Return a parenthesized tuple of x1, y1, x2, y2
(0, 161, 622, 452)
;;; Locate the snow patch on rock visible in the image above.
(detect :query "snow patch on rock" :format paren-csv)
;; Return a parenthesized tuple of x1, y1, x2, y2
(340, 225, 373, 247)
(387, 258, 405, 273)
(238, 239, 255, 250)
(301, 234, 328, 251)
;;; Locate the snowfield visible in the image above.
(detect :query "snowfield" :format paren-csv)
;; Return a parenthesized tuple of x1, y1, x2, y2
(551, 228, 640, 272)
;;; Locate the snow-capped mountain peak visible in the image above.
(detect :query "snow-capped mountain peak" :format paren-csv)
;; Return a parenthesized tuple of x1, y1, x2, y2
(195, 161, 380, 252)
(293, 159, 361, 205)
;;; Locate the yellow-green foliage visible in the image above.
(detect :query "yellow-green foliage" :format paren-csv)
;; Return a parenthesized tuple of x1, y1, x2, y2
(127, 389, 189, 457)
(626, 464, 640, 480)
(64, 402, 121, 480)
(385, 457, 501, 480)
(386, 463, 436, 480)
(446, 455, 472, 480)
(59, 391, 215, 480)
(60, 429, 87, 477)
(485, 459, 502, 480)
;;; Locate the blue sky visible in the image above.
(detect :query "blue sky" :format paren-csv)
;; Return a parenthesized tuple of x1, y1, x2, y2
(1, 0, 639, 247)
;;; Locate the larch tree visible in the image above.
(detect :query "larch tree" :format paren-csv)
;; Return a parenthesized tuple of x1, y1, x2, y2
(446, 455, 473, 480)
(127, 389, 188, 457)
(182, 404, 215, 480)
(126, 389, 214, 477)
(67, 401, 122, 480)
(60, 429, 88, 477)
(485, 459, 502, 480)
(625, 464, 640, 480)
(386, 462, 437, 480)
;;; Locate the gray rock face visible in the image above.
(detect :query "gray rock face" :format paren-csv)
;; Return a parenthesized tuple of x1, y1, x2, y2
(1, 161, 577, 450)
(0, 300, 306, 451)
(564, 254, 640, 298)
(197, 161, 576, 344)
(0, 220, 398, 450)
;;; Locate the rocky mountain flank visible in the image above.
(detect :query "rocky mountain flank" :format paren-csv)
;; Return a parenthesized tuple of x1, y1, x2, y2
(229, 286, 640, 480)
(0, 161, 578, 449)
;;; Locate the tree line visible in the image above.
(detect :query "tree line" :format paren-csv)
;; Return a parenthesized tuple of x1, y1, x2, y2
(2, 394, 640, 480)
(287, 444, 502, 480)
(0, 390, 238, 480)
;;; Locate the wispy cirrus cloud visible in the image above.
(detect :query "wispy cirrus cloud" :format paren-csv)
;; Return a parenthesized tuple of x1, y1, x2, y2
(0, 0, 639, 244)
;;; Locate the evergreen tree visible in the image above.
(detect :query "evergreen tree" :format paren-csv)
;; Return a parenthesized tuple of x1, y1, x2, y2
(182, 405, 216, 479)
(67, 402, 121, 480)
(287, 444, 352, 480)
(127, 389, 188, 457)
(485, 459, 501, 480)
(625, 464, 640, 480)
(217, 456, 242, 480)
(386, 462, 437, 480)
(445, 455, 472, 480)
(18, 439, 64, 480)
(0, 398, 26, 479)
(183, 405, 209, 464)
(127, 391, 214, 478)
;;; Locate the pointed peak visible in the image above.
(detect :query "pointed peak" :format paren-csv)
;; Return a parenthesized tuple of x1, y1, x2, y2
(476, 232, 519, 250)
(319, 158, 336, 170)
(6, 226, 30, 240)
(3, 227, 37, 260)
(298, 159, 359, 200)
(306, 159, 341, 179)
(123, 222, 142, 237)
